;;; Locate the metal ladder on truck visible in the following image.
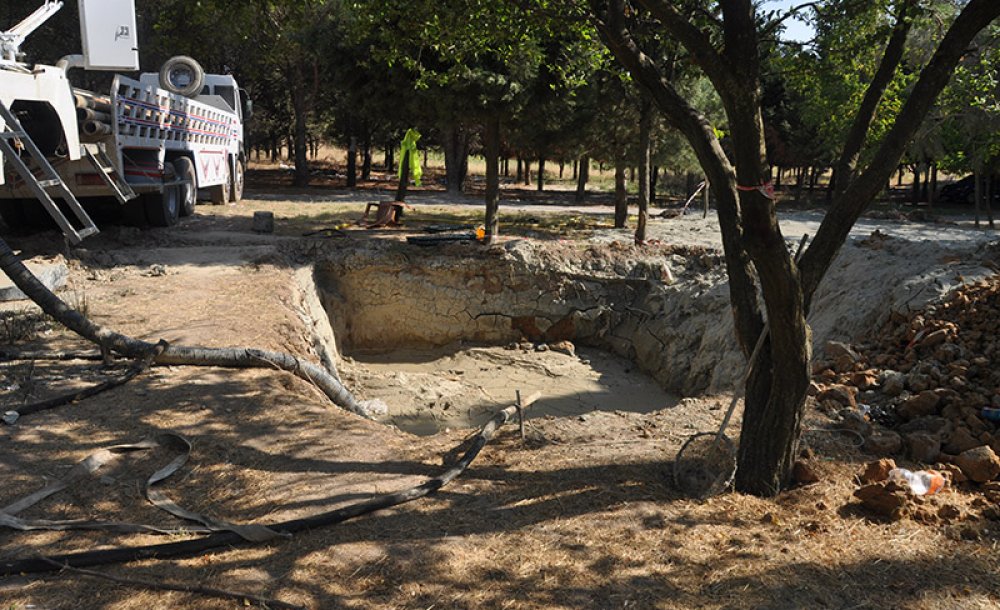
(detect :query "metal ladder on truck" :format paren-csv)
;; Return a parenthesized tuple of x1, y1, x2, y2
(0, 100, 99, 244)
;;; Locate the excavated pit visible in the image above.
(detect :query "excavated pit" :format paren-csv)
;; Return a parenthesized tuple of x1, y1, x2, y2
(311, 239, 744, 434)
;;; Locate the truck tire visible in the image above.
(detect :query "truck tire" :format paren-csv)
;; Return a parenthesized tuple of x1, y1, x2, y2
(143, 185, 180, 227)
(159, 56, 205, 98)
(174, 157, 197, 216)
(230, 157, 245, 203)
(209, 163, 231, 205)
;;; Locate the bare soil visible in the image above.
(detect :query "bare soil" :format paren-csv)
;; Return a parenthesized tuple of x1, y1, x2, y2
(1, 180, 999, 610)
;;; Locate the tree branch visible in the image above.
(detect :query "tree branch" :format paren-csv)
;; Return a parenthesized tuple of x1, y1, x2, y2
(833, 0, 917, 195)
(801, 0, 1000, 306)
(635, 0, 738, 93)
(590, 0, 764, 351)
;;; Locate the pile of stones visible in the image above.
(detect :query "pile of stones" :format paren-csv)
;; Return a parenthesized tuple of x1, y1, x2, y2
(810, 275, 1000, 486)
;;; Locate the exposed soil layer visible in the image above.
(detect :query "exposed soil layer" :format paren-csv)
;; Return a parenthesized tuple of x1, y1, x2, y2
(1, 188, 999, 609)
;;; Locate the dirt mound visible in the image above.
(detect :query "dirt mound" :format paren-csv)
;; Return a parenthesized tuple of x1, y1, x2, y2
(811, 275, 1000, 484)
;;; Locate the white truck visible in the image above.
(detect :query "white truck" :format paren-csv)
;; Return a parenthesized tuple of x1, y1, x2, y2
(0, 0, 250, 243)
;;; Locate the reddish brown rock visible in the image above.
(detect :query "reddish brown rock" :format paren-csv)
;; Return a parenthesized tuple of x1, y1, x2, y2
(818, 385, 857, 408)
(943, 427, 983, 455)
(792, 460, 820, 486)
(864, 431, 902, 456)
(954, 446, 1000, 483)
(897, 391, 941, 420)
(854, 483, 910, 520)
(850, 371, 879, 390)
(859, 459, 897, 484)
(906, 432, 942, 463)
(825, 341, 862, 373)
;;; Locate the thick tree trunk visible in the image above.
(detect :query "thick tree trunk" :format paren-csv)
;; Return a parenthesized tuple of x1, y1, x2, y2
(575, 155, 589, 202)
(595, 0, 1000, 498)
(613, 157, 627, 228)
(484, 116, 501, 244)
(523, 159, 531, 185)
(442, 126, 469, 194)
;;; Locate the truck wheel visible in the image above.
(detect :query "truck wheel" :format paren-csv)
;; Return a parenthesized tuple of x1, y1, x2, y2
(143, 186, 180, 227)
(210, 164, 231, 205)
(230, 158, 245, 203)
(159, 56, 205, 98)
(174, 158, 197, 216)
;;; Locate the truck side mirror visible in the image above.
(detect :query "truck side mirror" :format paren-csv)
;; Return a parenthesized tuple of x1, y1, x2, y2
(78, 0, 139, 70)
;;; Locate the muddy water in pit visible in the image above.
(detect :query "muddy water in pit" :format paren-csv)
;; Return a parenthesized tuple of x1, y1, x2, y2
(340, 345, 678, 435)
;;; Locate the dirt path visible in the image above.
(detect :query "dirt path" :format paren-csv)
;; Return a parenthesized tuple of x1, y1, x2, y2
(1, 188, 999, 609)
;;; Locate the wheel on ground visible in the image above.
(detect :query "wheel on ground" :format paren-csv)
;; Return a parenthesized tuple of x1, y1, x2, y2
(143, 185, 180, 227)
(174, 157, 197, 216)
(209, 163, 231, 205)
(229, 157, 245, 203)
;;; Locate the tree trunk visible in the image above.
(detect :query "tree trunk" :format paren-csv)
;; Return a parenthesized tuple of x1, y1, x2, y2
(361, 134, 372, 181)
(636, 99, 652, 244)
(290, 71, 310, 187)
(929, 164, 938, 209)
(396, 149, 410, 202)
(523, 159, 531, 185)
(987, 173, 995, 229)
(346, 135, 357, 188)
(613, 157, 627, 228)
(572, 159, 578, 180)
(384, 143, 394, 173)
(515, 157, 523, 183)
(594, 0, 1000, 498)
(650, 166, 659, 204)
(537, 157, 545, 191)
(575, 155, 589, 202)
(911, 164, 921, 204)
(702, 177, 710, 219)
(559, 160, 565, 179)
(483, 116, 501, 244)
(442, 126, 469, 195)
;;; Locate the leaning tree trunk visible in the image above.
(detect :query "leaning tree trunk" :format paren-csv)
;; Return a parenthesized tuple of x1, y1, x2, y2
(0, 239, 371, 417)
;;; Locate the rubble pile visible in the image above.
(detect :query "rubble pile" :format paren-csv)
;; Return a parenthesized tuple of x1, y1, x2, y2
(810, 275, 1000, 485)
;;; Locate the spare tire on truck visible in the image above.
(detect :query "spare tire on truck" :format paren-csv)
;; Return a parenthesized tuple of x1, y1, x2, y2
(159, 56, 205, 98)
